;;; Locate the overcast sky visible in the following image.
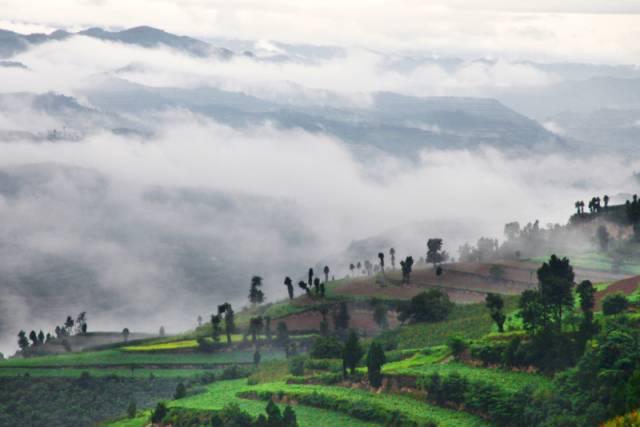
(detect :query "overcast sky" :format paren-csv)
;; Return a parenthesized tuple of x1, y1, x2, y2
(1, 0, 640, 64)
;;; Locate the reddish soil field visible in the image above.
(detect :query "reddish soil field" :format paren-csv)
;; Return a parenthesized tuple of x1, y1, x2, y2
(595, 275, 640, 309)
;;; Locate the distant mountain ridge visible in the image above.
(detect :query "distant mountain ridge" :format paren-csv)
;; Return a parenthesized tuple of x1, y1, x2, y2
(0, 25, 235, 58)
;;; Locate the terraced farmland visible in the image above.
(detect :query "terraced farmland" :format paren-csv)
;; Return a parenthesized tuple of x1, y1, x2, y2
(168, 379, 377, 427)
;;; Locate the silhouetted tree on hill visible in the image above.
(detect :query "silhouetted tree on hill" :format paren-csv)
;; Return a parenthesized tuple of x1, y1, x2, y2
(284, 276, 294, 300)
(17, 331, 29, 350)
(249, 276, 265, 305)
(249, 317, 264, 344)
(313, 277, 321, 294)
(349, 263, 355, 276)
(356, 261, 362, 274)
(364, 260, 373, 276)
(197, 315, 202, 327)
(122, 328, 130, 342)
(324, 266, 330, 282)
(29, 330, 38, 346)
(427, 238, 444, 270)
(298, 280, 310, 295)
(400, 256, 414, 284)
(308, 268, 314, 290)
(378, 252, 385, 274)
(211, 314, 222, 342)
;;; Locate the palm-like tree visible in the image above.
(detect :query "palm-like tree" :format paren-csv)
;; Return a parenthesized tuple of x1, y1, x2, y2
(308, 268, 314, 289)
(604, 195, 610, 209)
(284, 276, 294, 299)
(378, 252, 385, 274)
(324, 265, 330, 282)
(349, 263, 355, 276)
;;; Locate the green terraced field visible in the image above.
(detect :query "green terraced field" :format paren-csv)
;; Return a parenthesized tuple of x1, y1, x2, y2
(168, 379, 377, 427)
(379, 297, 519, 349)
(0, 367, 219, 378)
(244, 381, 490, 427)
(0, 348, 280, 368)
(387, 361, 552, 393)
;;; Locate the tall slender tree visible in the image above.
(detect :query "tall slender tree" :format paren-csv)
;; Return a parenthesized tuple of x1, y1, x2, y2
(389, 248, 396, 270)
(378, 252, 385, 274)
(284, 276, 294, 300)
(249, 276, 265, 305)
(223, 303, 235, 345)
(323, 266, 330, 282)
(308, 268, 314, 290)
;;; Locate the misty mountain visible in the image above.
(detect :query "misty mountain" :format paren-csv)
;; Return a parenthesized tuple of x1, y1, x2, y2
(496, 76, 640, 120)
(79, 79, 563, 154)
(0, 163, 318, 351)
(543, 108, 640, 152)
(0, 26, 235, 59)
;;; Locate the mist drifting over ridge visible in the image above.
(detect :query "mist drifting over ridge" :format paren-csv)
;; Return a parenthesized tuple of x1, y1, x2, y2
(0, 7, 640, 355)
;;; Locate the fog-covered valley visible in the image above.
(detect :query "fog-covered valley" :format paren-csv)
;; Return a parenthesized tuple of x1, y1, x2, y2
(1, 18, 640, 356)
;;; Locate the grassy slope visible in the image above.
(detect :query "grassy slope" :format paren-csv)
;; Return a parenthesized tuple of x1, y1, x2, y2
(169, 379, 377, 427)
(0, 348, 280, 368)
(385, 360, 552, 393)
(379, 296, 519, 349)
(246, 381, 489, 427)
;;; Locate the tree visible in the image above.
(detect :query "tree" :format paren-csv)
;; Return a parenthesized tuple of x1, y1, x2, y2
(17, 331, 29, 350)
(485, 293, 506, 332)
(576, 280, 597, 347)
(223, 303, 235, 345)
(323, 266, 330, 282)
(603, 294, 629, 316)
(283, 405, 298, 427)
(64, 316, 74, 335)
(266, 400, 282, 427)
(604, 194, 610, 209)
(75, 312, 87, 335)
(400, 256, 414, 284)
(397, 289, 453, 323)
(150, 402, 167, 423)
(537, 255, 575, 330)
(276, 321, 289, 355)
(349, 263, 355, 276)
(284, 276, 294, 300)
(389, 248, 396, 270)
(127, 400, 137, 419)
(197, 315, 202, 327)
(366, 341, 386, 388)
(364, 260, 373, 276)
(311, 336, 343, 359)
(371, 298, 388, 330)
(518, 289, 545, 334)
(122, 328, 130, 342)
(37, 330, 45, 345)
(342, 331, 364, 376)
(447, 335, 468, 360)
(313, 277, 321, 295)
(308, 268, 314, 290)
(29, 330, 38, 346)
(597, 225, 611, 252)
(249, 317, 264, 343)
(576, 280, 596, 313)
(427, 238, 444, 270)
(378, 252, 385, 274)
(356, 261, 362, 274)
(174, 382, 187, 399)
(249, 276, 265, 305)
(333, 302, 350, 335)
(297, 280, 310, 296)
(211, 314, 222, 342)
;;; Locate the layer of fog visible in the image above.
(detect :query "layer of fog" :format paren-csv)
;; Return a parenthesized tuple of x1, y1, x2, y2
(2, 36, 560, 109)
(1, 111, 639, 355)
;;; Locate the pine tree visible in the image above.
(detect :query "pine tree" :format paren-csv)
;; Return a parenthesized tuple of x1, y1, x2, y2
(366, 341, 386, 388)
(342, 331, 364, 376)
